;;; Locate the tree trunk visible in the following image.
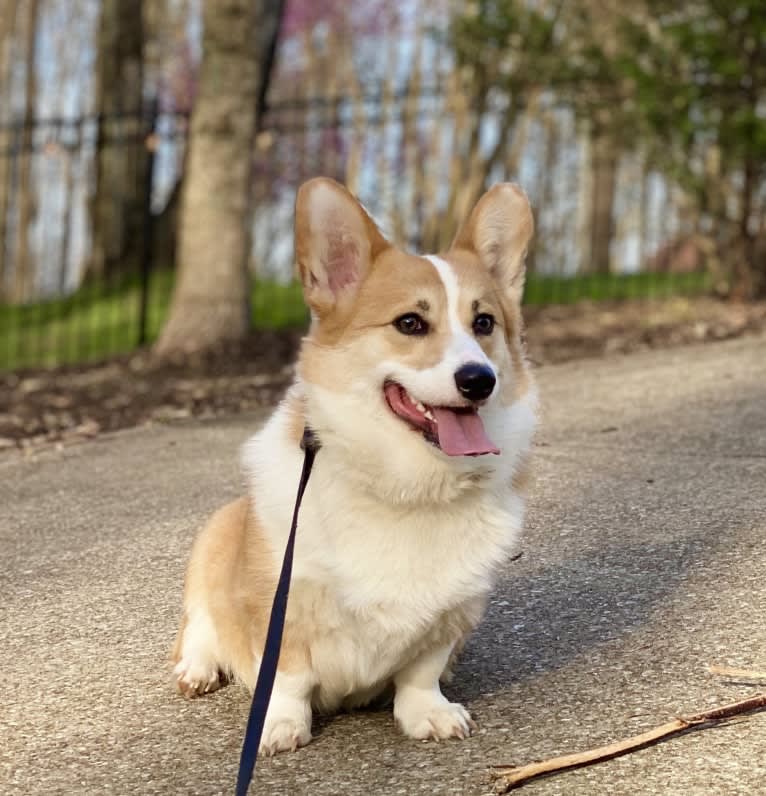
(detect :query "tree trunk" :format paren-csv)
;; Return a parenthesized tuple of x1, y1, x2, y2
(11, 0, 40, 303)
(636, 152, 650, 272)
(89, 0, 147, 280)
(0, 0, 18, 297)
(731, 155, 759, 300)
(587, 122, 618, 275)
(532, 109, 560, 275)
(575, 122, 593, 274)
(155, 0, 279, 356)
(152, 174, 182, 270)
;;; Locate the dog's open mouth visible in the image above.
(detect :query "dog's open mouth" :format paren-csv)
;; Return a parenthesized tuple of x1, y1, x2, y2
(383, 382, 500, 457)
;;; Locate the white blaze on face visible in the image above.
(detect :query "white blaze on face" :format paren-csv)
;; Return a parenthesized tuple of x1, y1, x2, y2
(378, 255, 496, 408)
(423, 255, 494, 375)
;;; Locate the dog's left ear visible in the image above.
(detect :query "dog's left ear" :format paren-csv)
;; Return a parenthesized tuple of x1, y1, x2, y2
(449, 183, 534, 305)
(295, 177, 390, 317)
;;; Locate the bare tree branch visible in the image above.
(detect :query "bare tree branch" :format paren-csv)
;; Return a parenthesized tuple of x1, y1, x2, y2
(491, 692, 766, 793)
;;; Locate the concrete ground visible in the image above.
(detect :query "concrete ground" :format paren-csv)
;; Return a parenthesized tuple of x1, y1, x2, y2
(1, 334, 765, 796)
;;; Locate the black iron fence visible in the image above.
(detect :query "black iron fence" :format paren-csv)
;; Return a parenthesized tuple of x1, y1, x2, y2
(0, 107, 182, 370)
(0, 91, 714, 372)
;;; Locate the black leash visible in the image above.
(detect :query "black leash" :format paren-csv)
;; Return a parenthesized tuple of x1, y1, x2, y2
(235, 427, 320, 796)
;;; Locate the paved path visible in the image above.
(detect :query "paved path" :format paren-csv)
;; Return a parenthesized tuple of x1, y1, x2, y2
(2, 335, 765, 796)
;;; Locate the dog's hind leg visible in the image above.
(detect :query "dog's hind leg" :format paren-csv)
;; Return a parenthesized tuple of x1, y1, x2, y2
(172, 603, 226, 697)
(171, 498, 254, 697)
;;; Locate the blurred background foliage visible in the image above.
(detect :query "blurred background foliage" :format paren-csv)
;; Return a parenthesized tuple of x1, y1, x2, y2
(0, 0, 764, 368)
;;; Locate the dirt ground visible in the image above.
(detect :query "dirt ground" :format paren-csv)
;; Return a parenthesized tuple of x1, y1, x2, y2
(2, 296, 765, 450)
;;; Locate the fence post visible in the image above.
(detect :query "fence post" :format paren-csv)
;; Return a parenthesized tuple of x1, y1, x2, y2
(137, 99, 158, 347)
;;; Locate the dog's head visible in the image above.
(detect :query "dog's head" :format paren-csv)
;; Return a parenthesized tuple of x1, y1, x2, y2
(294, 178, 536, 501)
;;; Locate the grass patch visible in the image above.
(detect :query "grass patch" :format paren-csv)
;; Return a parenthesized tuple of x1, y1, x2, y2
(252, 279, 308, 328)
(524, 270, 712, 305)
(1, 272, 173, 370)
(0, 269, 711, 370)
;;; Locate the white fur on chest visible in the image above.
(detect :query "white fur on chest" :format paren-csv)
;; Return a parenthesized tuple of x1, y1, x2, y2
(304, 464, 522, 609)
(299, 483, 522, 707)
(242, 393, 533, 707)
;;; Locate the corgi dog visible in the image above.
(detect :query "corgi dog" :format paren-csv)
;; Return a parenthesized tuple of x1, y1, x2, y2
(172, 178, 537, 754)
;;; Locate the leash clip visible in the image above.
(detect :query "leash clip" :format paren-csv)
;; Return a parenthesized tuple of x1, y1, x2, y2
(300, 426, 320, 453)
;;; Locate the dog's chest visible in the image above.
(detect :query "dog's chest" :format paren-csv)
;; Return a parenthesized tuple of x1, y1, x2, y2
(290, 490, 522, 705)
(307, 483, 518, 599)
(289, 580, 429, 708)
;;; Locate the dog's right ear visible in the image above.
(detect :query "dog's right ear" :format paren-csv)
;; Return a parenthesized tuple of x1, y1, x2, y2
(295, 178, 389, 317)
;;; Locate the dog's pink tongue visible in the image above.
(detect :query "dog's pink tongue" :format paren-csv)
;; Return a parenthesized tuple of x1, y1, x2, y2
(432, 407, 500, 457)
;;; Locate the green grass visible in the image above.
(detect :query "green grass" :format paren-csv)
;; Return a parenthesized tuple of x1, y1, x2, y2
(1, 272, 170, 370)
(523, 269, 712, 305)
(251, 279, 308, 327)
(0, 269, 711, 371)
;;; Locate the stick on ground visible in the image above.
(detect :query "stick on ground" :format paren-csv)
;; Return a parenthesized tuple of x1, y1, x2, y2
(491, 692, 766, 793)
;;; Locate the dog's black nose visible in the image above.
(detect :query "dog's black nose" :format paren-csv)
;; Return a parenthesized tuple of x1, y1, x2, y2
(454, 363, 496, 401)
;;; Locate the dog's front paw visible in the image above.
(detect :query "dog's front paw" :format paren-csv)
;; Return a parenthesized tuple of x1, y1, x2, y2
(258, 689, 312, 755)
(260, 716, 312, 755)
(394, 690, 476, 741)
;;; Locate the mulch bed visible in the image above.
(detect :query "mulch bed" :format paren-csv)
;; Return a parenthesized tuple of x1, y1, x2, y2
(2, 297, 765, 450)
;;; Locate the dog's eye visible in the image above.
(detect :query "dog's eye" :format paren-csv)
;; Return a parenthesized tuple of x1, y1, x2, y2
(473, 313, 495, 336)
(394, 313, 429, 336)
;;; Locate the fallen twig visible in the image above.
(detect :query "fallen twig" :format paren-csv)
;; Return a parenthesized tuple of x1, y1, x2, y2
(708, 664, 766, 682)
(490, 692, 766, 793)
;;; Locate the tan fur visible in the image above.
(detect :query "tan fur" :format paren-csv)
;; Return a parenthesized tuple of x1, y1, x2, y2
(175, 496, 486, 704)
(451, 182, 534, 305)
(300, 244, 531, 402)
(440, 595, 488, 683)
(301, 249, 451, 386)
(294, 178, 390, 322)
(171, 613, 187, 665)
(511, 453, 533, 494)
(173, 496, 309, 689)
(282, 384, 308, 446)
(298, 182, 533, 402)
(440, 247, 531, 403)
(174, 178, 537, 751)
